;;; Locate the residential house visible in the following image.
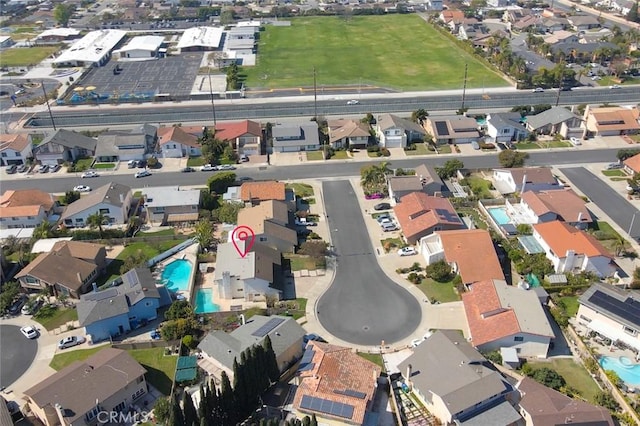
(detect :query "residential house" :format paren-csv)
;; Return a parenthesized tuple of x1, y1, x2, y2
(579, 28, 612, 43)
(492, 167, 560, 194)
(463, 279, 554, 358)
(60, 183, 133, 228)
(486, 113, 529, 143)
(95, 124, 158, 162)
(197, 315, 305, 382)
(517, 377, 614, 426)
(375, 114, 426, 148)
(0, 189, 59, 230)
(157, 127, 201, 158)
(415, 164, 448, 196)
(512, 15, 543, 33)
(532, 221, 614, 277)
(240, 180, 295, 210)
(24, 348, 148, 426)
(77, 268, 171, 342)
(577, 283, 640, 353)
(552, 42, 618, 63)
(394, 193, 464, 245)
(327, 119, 370, 149)
(439, 9, 465, 26)
(215, 120, 263, 156)
(16, 241, 106, 298)
(141, 186, 200, 225)
(525, 106, 582, 136)
(567, 14, 600, 31)
(541, 17, 568, 33)
(584, 105, 640, 137)
(542, 30, 579, 45)
(387, 176, 424, 205)
(398, 330, 522, 425)
(292, 341, 381, 425)
(272, 122, 320, 153)
(215, 241, 282, 302)
(506, 189, 592, 229)
(426, 0, 443, 11)
(420, 229, 505, 285)
(0, 134, 32, 166)
(34, 129, 97, 167)
(611, 0, 635, 15)
(623, 152, 640, 175)
(487, 0, 515, 7)
(236, 200, 297, 253)
(503, 9, 532, 24)
(0, 35, 14, 49)
(424, 115, 480, 145)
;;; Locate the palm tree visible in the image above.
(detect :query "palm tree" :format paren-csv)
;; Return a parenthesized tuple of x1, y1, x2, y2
(32, 221, 52, 240)
(86, 211, 108, 238)
(411, 109, 429, 125)
(612, 233, 627, 257)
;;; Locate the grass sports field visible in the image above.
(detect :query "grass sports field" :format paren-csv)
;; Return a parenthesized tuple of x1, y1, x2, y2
(0, 46, 59, 67)
(244, 15, 508, 90)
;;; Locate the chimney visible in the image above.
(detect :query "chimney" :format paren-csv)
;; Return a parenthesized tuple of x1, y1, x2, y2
(521, 173, 527, 193)
(406, 363, 412, 379)
(239, 314, 246, 325)
(77, 272, 82, 283)
(119, 193, 124, 203)
(577, 212, 583, 222)
(92, 282, 98, 293)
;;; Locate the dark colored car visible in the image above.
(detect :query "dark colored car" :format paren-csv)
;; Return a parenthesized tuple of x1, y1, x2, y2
(137, 160, 147, 168)
(374, 202, 391, 211)
(8, 295, 28, 316)
(181, 167, 196, 173)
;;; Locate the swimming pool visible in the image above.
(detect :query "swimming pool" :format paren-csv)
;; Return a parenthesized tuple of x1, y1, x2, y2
(161, 259, 193, 292)
(194, 288, 220, 314)
(487, 207, 511, 225)
(599, 356, 640, 385)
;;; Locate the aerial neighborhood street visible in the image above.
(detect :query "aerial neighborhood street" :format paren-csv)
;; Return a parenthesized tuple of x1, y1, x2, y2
(2, 0, 640, 425)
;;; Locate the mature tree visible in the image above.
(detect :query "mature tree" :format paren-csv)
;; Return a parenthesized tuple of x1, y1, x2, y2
(63, 190, 80, 205)
(411, 108, 429, 125)
(165, 300, 195, 320)
(0, 282, 20, 314)
(120, 249, 149, 274)
(220, 8, 235, 25)
(435, 159, 464, 179)
(627, 2, 639, 23)
(200, 189, 219, 211)
(200, 131, 227, 165)
(594, 391, 620, 411)
(214, 201, 242, 224)
(360, 162, 392, 193)
(425, 260, 451, 282)
(208, 172, 236, 194)
(194, 219, 215, 249)
(32, 221, 52, 240)
(617, 148, 640, 161)
(531, 368, 566, 390)
(86, 211, 108, 238)
(498, 150, 528, 168)
(310, 414, 318, 426)
(263, 335, 280, 383)
(169, 392, 185, 426)
(183, 390, 199, 426)
(54, 4, 74, 26)
(153, 397, 172, 425)
(233, 357, 249, 416)
(219, 371, 237, 425)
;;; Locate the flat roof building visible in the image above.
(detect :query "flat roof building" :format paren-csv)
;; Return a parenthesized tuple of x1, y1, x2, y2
(114, 35, 165, 60)
(177, 27, 223, 52)
(53, 30, 127, 67)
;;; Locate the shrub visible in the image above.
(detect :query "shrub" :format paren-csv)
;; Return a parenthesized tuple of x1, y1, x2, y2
(404, 144, 416, 151)
(367, 145, 380, 153)
(182, 335, 197, 349)
(427, 144, 436, 151)
(425, 260, 451, 282)
(407, 272, 425, 284)
(380, 148, 391, 157)
(480, 143, 495, 150)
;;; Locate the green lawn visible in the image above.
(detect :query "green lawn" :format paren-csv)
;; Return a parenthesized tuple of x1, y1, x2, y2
(381, 237, 404, 253)
(465, 175, 493, 199)
(514, 142, 541, 150)
(416, 277, 460, 303)
(357, 352, 384, 370)
(306, 151, 324, 161)
(75, 158, 94, 169)
(405, 144, 436, 156)
(244, 15, 506, 90)
(559, 296, 579, 317)
(0, 46, 59, 67)
(50, 346, 105, 371)
(436, 144, 452, 154)
(137, 229, 176, 237)
(331, 150, 350, 159)
(539, 140, 572, 148)
(187, 157, 205, 167)
(284, 254, 321, 271)
(602, 169, 626, 177)
(34, 307, 78, 331)
(93, 163, 116, 169)
(526, 359, 600, 402)
(286, 183, 315, 198)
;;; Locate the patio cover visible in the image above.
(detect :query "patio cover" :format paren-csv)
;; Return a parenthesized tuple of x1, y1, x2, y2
(166, 213, 199, 223)
(587, 320, 640, 352)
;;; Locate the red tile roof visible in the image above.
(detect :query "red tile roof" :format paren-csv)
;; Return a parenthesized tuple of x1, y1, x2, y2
(294, 341, 381, 425)
(157, 127, 201, 148)
(0, 134, 30, 152)
(240, 181, 286, 202)
(438, 229, 505, 284)
(394, 193, 463, 243)
(624, 153, 640, 174)
(215, 120, 262, 141)
(0, 189, 55, 218)
(533, 221, 611, 258)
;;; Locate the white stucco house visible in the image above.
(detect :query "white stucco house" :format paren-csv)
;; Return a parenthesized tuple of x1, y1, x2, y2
(0, 134, 32, 166)
(486, 112, 529, 143)
(60, 183, 132, 228)
(158, 127, 202, 158)
(375, 114, 426, 148)
(492, 167, 560, 194)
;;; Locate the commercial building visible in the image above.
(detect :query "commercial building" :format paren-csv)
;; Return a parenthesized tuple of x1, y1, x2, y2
(53, 30, 127, 67)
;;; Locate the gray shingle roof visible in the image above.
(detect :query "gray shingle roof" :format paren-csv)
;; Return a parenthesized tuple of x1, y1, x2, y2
(60, 182, 130, 221)
(525, 106, 580, 130)
(35, 129, 97, 153)
(377, 114, 426, 134)
(272, 122, 320, 147)
(487, 112, 525, 130)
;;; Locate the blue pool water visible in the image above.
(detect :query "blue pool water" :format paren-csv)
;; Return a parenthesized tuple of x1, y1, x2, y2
(487, 207, 511, 225)
(600, 356, 640, 385)
(161, 259, 193, 292)
(194, 288, 220, 314)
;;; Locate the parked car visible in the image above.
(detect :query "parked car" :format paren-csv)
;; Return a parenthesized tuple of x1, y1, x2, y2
(569, 137, 582, 146)
(218, 164, 236, 170)
(607, 162, 623, 170)
(150, 329, 161, 340)
(200, 164, 218, 172)
(532, 87, 544, 93)
(374, 202, 391, 211)
(58, 335, 86, 349)
(135, 170, 151, 178)
(50, 164, 61, 173)
(8, 295, 28, 315)
(240, 154, 249, 162)
(238, 176, 253, 182)
(295, 218, 317, 226)
(471, 141, 480, 150)
(137, 160, 147, 168)
(5, 164, 17, 174)
(20, 325, 38, 339)
(376, 214, 391, 223)
(127, 160, 138, 168)
(181, 167, 196, 173)
(591, 75, 602, 81)
(378, 217, 393, 226)
(38, 164, 49, 173)
(16, 164, 28, 173)
(81, 170, 99, 178)
(73, 185, 91, 192)
(411, 338, 423, 348)
(21, 298, 44, 315)
(398, 247, 417, 256)
(346, 100, 359, 105)
(382, 222, 398, 232)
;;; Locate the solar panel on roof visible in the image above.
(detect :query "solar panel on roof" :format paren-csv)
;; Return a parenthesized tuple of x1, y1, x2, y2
(124, 269, 138, 287)
(251, 317, 285, 337)
(589, 290, 640, 328)
(300, 348, 315, 365)
(435, 121, 449, 136)
(300, 395, 355, 419)
(334, 389, 367, 399)
(299, 362, 315, 372)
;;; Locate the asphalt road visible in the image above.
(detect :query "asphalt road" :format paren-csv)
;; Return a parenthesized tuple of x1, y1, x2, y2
(0, 325, 38, 389)
(562, 167, 640, 239)
(316, 180, 421, 346)
(0, 148, 621, 193)
(15, 86, 640, 128)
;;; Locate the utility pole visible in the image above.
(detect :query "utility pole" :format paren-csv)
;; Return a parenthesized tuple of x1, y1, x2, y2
(460, 63, 468, 114)
(41, 80, 56, 130)
(207, 69, 217, 126)
(313, 67, 318, 121)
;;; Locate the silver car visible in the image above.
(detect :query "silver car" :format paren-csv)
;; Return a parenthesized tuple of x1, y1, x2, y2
(58, 335, 86, 349)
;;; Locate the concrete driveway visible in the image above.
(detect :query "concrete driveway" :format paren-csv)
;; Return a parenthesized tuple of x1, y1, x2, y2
(0, 324, 37, 389)
(316, 180, 421, 346)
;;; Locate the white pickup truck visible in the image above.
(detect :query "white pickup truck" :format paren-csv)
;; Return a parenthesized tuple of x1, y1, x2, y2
(295, 218, 317, 226)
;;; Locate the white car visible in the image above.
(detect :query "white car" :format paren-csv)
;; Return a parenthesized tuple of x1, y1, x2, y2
(532, 87, 544, 93)
(20, 325, 38, 339)
(218, 164, 236, 170)
(73, 185, 91, 192)
(135, 170, 151, 178)
(398, 247, 417, 257)
(570, 137, 582, 146)
(591, 75, 602, 81)
(609, 84, 621, 89)
(200, 164, 218, 172)
(411, 338, 423, 348)
(81, 171, 99, 178)
(346, 100, 359, 105)
(58, 335, 86, 349)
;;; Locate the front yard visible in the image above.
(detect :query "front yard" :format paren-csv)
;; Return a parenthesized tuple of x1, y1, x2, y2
(34, 306, 78, 331)
(602, 170, 626, 177)
(286, 183, 315, 198)
(405, 144, 436, 156)
(306, 151, 324, 161)
(416, 277, 461, 303)
(284, 253, 324, 271)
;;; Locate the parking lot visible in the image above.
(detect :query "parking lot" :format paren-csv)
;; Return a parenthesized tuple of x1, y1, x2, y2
(78, 53, 203, 98)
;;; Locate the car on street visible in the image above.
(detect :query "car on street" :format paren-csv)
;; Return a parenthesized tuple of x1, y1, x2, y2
(38, 164, 49, 173)
(609, 84, 621, 89)
(135, 170, 151, 178)
(50, 164, 61, 173)
(374, 202, 391, 211)
(81, 170, 99, 178)
(5, 164, 17, 174)
(218, 164, 236, 170)
(20, 326, 38, 339)
(15, 88, 26, 96)
(532, 87, 544, 92)
(58, 335, 86, 349)
(17, 164, 28, 173)
(181, 167, 196, 173)
(570, 137, 582, 146)
(200, 164, 218, 171)
(398, 247, 417, 256)
(73, 185, 91, 192)
(346, 100, 359, 105)
(238, 176, 253, 182)
(8, 295, 28, 315)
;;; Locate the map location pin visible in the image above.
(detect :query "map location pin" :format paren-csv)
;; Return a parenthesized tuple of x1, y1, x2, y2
(231, 225, 256, 258)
